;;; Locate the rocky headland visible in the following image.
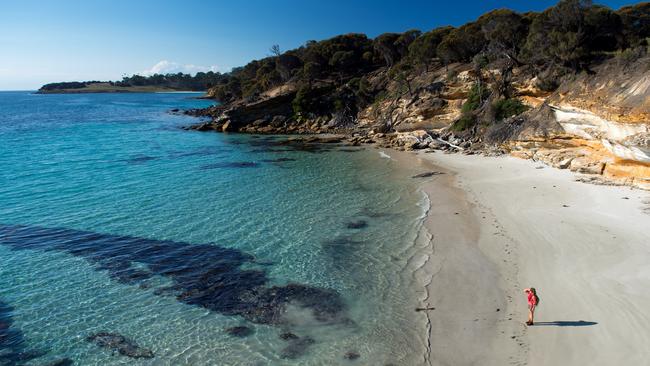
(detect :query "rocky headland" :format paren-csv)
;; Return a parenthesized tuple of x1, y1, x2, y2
(183, 1, 650, 189)
(185, 52, 650, 189)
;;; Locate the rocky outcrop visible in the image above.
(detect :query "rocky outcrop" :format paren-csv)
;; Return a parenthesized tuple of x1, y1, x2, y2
(184, 54, 650, 189)
(86, 332, 154, 359)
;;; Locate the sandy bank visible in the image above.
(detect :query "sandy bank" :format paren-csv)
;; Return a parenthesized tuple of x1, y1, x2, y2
(408, 150, 650, 365)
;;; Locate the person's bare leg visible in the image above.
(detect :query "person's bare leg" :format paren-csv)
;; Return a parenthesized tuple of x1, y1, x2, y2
(530, 306, 535, 325)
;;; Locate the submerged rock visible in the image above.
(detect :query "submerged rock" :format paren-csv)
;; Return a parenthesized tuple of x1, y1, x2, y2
(225, 326, 254, 338)
(344, 351, 361, 360)
(280, 336, 315, 359)
(199, 161, 259, 170)
(412, 171, 444, 178)
(345, 220, 368, 229)
(279, 332, 299, 341)
(86, 332, 154, 359)
(42, 358, 74, 366)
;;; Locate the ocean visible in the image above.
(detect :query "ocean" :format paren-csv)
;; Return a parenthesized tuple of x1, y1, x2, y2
(0, 91, 431, 365)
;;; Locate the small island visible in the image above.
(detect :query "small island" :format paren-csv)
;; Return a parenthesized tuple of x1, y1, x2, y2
(36, 72, 228, 94)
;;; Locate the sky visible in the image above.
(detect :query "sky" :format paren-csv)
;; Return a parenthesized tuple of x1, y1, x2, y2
(0, 0, 641, 90)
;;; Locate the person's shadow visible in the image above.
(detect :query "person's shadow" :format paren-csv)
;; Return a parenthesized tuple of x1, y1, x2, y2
(533, 320, 597, 327)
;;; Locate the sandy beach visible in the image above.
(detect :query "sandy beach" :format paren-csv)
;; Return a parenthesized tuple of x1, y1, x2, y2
(397, 150, 650, 365)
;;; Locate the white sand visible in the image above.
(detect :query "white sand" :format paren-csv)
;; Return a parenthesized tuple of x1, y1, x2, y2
(405, 150, 650, 365)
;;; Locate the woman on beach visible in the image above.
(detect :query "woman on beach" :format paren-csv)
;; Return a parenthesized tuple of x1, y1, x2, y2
(524, 288, 539, 325)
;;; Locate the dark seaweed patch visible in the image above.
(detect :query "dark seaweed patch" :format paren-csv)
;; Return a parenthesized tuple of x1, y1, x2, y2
(224, 326, 254, 338)
(199, 161, 259, 170)
(411, 171, 444, 178)
(0, 300, 42, 365)
(226, 137, 331, 154)
(124, 155, 158, 164)
(279, 332, 299, 341)
(280, 336, 315, 359)
(87, 332, 154, 359)
(345, 220, 368, 229)
(357, 208, 392, 218)
(42, 358, 74, 366)
(321, 236, 363, 259)
(0, 225, 346, 327)
(260, 158, 296, 163)
(169, 147, 230, 158)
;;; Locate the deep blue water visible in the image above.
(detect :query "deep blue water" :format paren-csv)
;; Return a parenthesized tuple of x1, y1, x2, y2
(0, 91, 430, 365)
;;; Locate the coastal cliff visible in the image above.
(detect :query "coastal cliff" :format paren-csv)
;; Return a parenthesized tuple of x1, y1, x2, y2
(186, 1, 650, 189)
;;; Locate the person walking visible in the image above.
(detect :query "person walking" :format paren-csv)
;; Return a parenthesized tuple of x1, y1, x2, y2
(524, 288, 539, 325)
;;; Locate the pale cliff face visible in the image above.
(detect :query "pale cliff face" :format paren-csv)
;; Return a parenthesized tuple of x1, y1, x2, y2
(358, 56, 650, 189)
(505, 57, 650, 189)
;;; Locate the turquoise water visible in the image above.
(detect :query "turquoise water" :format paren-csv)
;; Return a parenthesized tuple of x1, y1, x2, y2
(0, 92, 430, 365)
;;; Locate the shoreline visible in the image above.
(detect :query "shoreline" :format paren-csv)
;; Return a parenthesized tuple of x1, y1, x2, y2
(404, 150, 650, 365)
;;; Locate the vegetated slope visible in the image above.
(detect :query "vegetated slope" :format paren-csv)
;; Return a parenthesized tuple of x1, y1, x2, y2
(190, 0, 650, 188)
(37, 72, 229, 93)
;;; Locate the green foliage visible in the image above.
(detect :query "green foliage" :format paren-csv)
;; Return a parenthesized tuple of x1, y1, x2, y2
(617, 2, 650, 47)
(41, 71, 228, 92)
(292, 86, 311, 118)
(437, 22, 485, 64)
(329, 50, 356, 70)
(492, 98, 529, 120)
(462, 83, 490, 113)
(373, 33, 402, 67)
(451, 114, 476, 131)
(407, 26, 453, 68)
(479, 9, 529, 61)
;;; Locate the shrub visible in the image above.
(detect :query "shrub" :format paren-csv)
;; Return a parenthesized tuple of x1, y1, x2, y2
(492, 98, 529, 121)
(451, 114, 476, 131)
(292, 86, 318, 118)
(461, 83, 490, 113)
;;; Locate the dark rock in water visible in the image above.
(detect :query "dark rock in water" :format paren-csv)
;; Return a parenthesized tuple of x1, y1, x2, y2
(344, 351, 361, 360)
(280, 336, 315, 359)
(260, 157, 296, 163)
(86, 332, 154, 359)
(43, 358, 74, 366)
(345, 220, 368, 229)
(225, 326, 254, 337)
(279, 332, 299, 341)
(170, 108, 180, 113)
(0, 225, 347, 329)
(412, 171, 444, 178)
(199, 161, 259, 170)
(124, 155, 157, 164)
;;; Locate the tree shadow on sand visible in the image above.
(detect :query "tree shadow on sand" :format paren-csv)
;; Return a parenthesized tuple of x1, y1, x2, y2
(533, 320, 597, 327)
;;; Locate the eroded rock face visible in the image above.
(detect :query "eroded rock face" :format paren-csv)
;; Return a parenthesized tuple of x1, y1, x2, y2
(86, 333, 154, 359)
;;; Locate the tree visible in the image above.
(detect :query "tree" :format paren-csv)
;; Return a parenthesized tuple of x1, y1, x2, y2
(618, 2, 650, 47)
(437, 22, 485, 65)
(275, 53, 302, 81)
(301, 62, 322, 86)
(270, 44, 281, 56)
(480, 9, 528, 64)
(408, 26, 453, 71)
(374, 33, 401, 67)
(394, 29, 422, 59)
(522, 0, 594, 70)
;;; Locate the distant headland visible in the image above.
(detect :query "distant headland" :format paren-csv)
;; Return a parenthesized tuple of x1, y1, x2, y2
(36, 72, 227, 94)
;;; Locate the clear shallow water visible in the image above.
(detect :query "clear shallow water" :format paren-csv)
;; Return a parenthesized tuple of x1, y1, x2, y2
(0, 92, 429, 365)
